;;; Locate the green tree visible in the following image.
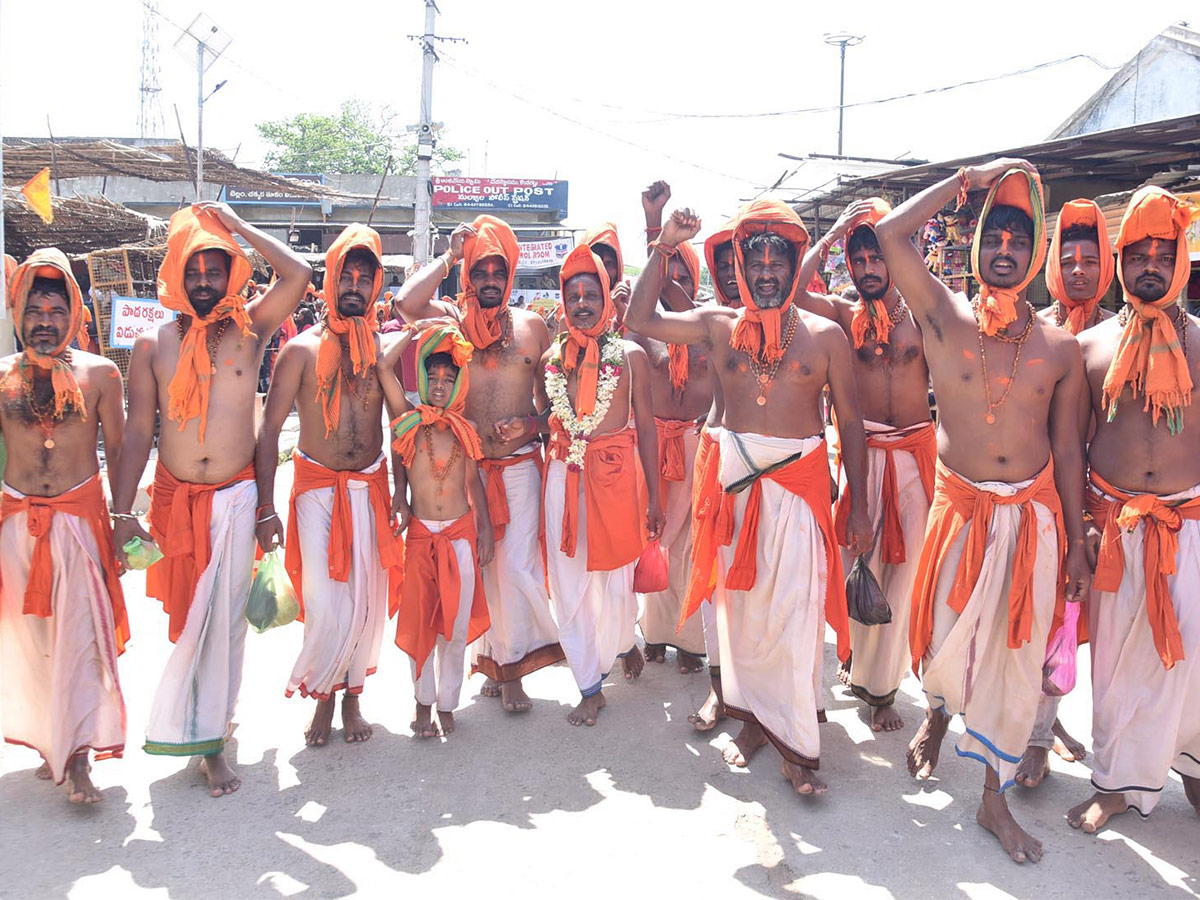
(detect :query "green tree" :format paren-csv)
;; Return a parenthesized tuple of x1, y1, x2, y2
(257, 100, 463, 175)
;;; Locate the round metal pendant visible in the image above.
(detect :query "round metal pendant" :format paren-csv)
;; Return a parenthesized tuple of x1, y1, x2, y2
(985, 413, 996, 425)
(43, 439, 55, 449)
(756, 395, 767, 406)
(757, 373, 769, 385)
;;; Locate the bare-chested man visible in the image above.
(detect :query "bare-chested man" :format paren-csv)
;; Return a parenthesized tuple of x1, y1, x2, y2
(255, 224, 404, 747)
(630, 180, 713, 673)
(626, 200, 873, 795)
(1068, 186, 1200, 833)
(875, 160, 1089, 862)
(1018, 198, 1115, 787)
(0, 250, 128, 804)
(789, 198, 935, 734)
(111, 202, 310, 797)
(395, 215, 562, 713)
(583, 222, 632, 333)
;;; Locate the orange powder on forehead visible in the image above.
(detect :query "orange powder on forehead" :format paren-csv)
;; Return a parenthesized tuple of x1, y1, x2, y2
(1073, 245, 1083, 266)
(999, 230, 1013, 254)
(197, 254, 209, 276)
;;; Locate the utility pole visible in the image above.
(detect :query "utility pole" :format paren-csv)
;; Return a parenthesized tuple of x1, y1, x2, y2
(823, 32, 864, 157)
(197, 40, 205, 198)
(174, 14, 230, 201)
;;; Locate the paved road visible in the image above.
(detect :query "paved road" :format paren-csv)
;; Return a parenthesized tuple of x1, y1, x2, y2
(1, 457, 1197, 899)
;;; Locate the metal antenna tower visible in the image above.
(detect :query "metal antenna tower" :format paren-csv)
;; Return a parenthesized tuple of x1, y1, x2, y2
(138, 1, 166, 138)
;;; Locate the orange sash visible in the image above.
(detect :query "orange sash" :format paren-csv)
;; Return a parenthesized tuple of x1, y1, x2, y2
(655, 416, 693, 498)
(456, 215, 520, 350)
(909, 459, 1064, 670)
(478, 448, 544, 542)
(1086, 470, 1200, 670)
(680, 428, 734, 626)
(146, 462, 255, 642)
(663, 242, 700, 389)
(395, 511, 490, 677)
(730, 200, 810, 364)
(547, 421, 645, 571)
(284, 452, 404, 622)
(834, 423, 936, 565)
(723, 440, 849, 661)
(0, 475, 128, 653)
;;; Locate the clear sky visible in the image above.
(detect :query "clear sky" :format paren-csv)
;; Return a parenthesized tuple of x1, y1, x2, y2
(2, 0, 1195, 253)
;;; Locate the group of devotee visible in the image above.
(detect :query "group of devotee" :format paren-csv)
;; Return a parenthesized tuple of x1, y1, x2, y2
(0, 156, 1197, 868)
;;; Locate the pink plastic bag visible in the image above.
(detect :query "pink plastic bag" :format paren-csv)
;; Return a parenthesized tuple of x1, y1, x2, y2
(1042, 601, 1081, 696)
(633, 540, 669, 593)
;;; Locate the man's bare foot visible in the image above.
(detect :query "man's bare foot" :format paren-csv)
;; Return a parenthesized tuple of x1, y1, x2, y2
(64, 755, 102, 804)
(644, 643, 666, 664)
(412, 703, 438, 738)
(907, 707, 949, 779)
(836, 652, 853, 687)
(199, 751, 240, 798)
(722, 722, 768, 767)
(1067, 792, 1128, 834)
(978, 789, 1043, 863)
(480, 678, 501, 698)
(870, 703, 904, 732)
(687, 681, 726, 731)
(437, 710, 456, 735)
(1051, 719, 1087, 761)
(622, 647, 645, 681)
(341, 694, 372, 743)
(34, 762, 52, 780)
(677, 650, 705, 674)
(1183, 775, 1200, 815)
(1015, 746, 1051, 788)
(305, 697, 336, 747)
(782, 761, 827, 795)
(500, 680, 532, 713)
(567, 693, 606, 726)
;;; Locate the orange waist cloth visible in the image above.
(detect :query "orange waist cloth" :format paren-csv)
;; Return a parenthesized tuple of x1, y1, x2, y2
(395, 511, 489, 677)
(835, 422, 936, 566)
(0, 474, 129, 654)
(478, 447, 544, 542)
(655, 416, 694, 498)
(285, 452, 405, 622)
(1086, 470, 1200, 670)
(681, 428, 733, 626)
(723, 440, 849, 662)
(146, 461, 255, 643)
(547, 421, 645, 571)
(909, 459, 1064, 670)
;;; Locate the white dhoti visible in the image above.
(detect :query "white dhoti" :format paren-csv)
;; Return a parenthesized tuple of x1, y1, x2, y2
(1087, 480, 1200, 816)
(473, 446, 563, 682)
(0, 480, 126, 783)
(144, 479, 256, 757)
(409, 518, 477, 712)
(715, 431, 835, 768)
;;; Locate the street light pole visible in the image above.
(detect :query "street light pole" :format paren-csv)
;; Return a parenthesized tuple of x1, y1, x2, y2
(823, 32, 864, 157)
(196, 40, 205, 199)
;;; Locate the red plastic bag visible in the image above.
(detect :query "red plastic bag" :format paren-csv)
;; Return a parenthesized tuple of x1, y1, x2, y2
(633, 540, 669, 593)
(1042, 601, 1080, 697)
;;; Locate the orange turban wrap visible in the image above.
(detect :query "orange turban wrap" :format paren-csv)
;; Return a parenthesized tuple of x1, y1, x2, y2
(583, 222, 624, 283)
(704, 216, 738, 307)
(157, 205, 253, 441)
(731, 199, 810, 363)
(391, 323, 482, 466)
(1102, 186, 1200, 433)
(970, 169, 1047, 336)
(5, 249, 87, 419)
(558, 245, 616, 417)
(317, 224, 383, 436)
(845, 197, 898, 349)
(456, 215, 519, 350)
(1045, 199, 1114, 335)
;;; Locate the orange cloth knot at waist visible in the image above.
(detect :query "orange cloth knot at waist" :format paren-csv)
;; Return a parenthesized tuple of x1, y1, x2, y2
(478, 447, 544, 542)
(681, 427, 730, 626)
(655, 416, 694, 485)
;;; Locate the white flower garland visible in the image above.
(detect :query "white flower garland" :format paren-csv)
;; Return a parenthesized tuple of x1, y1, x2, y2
(544, 334, 624, 470)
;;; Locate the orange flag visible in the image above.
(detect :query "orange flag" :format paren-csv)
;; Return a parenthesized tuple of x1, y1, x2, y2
(21, 168, 54, 225)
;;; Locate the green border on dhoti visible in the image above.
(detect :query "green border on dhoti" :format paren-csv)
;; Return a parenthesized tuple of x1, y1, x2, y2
(143, 737, 225, 757)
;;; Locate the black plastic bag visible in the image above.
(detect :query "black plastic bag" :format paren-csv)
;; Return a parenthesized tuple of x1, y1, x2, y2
(845, 556, 891, 626)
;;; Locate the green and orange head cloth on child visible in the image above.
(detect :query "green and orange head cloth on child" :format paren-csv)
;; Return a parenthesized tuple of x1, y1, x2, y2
(391, 323, 483, 466)
(5, 248, 88, 420)
(1045, 199, 1114, 335)
(1102, 186, 1200, 434)
(968, 167, 1047, 336)
(456, 214, 520, 350)
(557, 244, 617, 418)
(843, 197, 898, 349)
(317, 224, 384, 436)
(157, 204, 254, 441)
(730, 199, 810, 363)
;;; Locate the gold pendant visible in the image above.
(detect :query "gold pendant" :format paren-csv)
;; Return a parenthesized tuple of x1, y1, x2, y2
(44, 438, 55, 449)
(985, 413, 996, 425)
(875, 346, 884, 356)
(756, 394, 767, 406)
(757, 373, 769, 385)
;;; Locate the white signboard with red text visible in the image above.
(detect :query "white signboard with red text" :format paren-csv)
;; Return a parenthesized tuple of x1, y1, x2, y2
(109, 296, 176, 350)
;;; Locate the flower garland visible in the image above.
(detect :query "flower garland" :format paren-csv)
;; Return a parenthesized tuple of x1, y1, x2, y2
(544, 334, 624, 470)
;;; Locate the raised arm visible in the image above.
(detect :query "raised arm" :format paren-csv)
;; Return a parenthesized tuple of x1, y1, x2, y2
(824, 325, 873, 556)
(376, 329, 417, 419)
(1049, 337, 1090, 603)
(193, 201, 312, 341)
(110, 333, 159, 556)
(641, 180, 671, 249)
(253, 341, 305, 551)
(95, 360, 126, 500)
(394, 222, 472, 322)
(795, 199, 875, 319)
(627, 342, 664, 542)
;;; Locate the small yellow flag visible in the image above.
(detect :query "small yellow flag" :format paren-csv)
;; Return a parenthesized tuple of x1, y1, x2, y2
(21, 167, 54, 225)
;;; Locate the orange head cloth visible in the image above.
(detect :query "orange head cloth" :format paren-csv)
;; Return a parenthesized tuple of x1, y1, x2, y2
(704, 215, 739, 307)
(845, 197, 896, 349)
(970, 168, 1047, 336)
(664, 241, 700, 390)
(76, 303, 94, 352)
(1102, 186, 1200, 434)
(4, 248, 87, 419)
(317, 224, 384, 437)
(583, 222, 624, 285)
(558, 244, 616, 417)
(391, 323, 482, 465)
(1045, 199, 1114, 335)
(731, 199, 810, 363)
(457, 215, 519, 349)
(157, 205, 253, 441)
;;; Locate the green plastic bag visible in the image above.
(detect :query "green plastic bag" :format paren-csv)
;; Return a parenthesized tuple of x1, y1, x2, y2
(122, 536, 164, 570)
(245, 548, 300, 634)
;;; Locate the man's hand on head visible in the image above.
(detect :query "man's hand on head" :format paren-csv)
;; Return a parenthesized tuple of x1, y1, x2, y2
(642, 181, 672, 218)
(831, 199, 880, 241)
(194, 200, 245, 235)
(661, 208, 701, 248)
(963, 157, 1036, 192)
(449, 222, 477, 261)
